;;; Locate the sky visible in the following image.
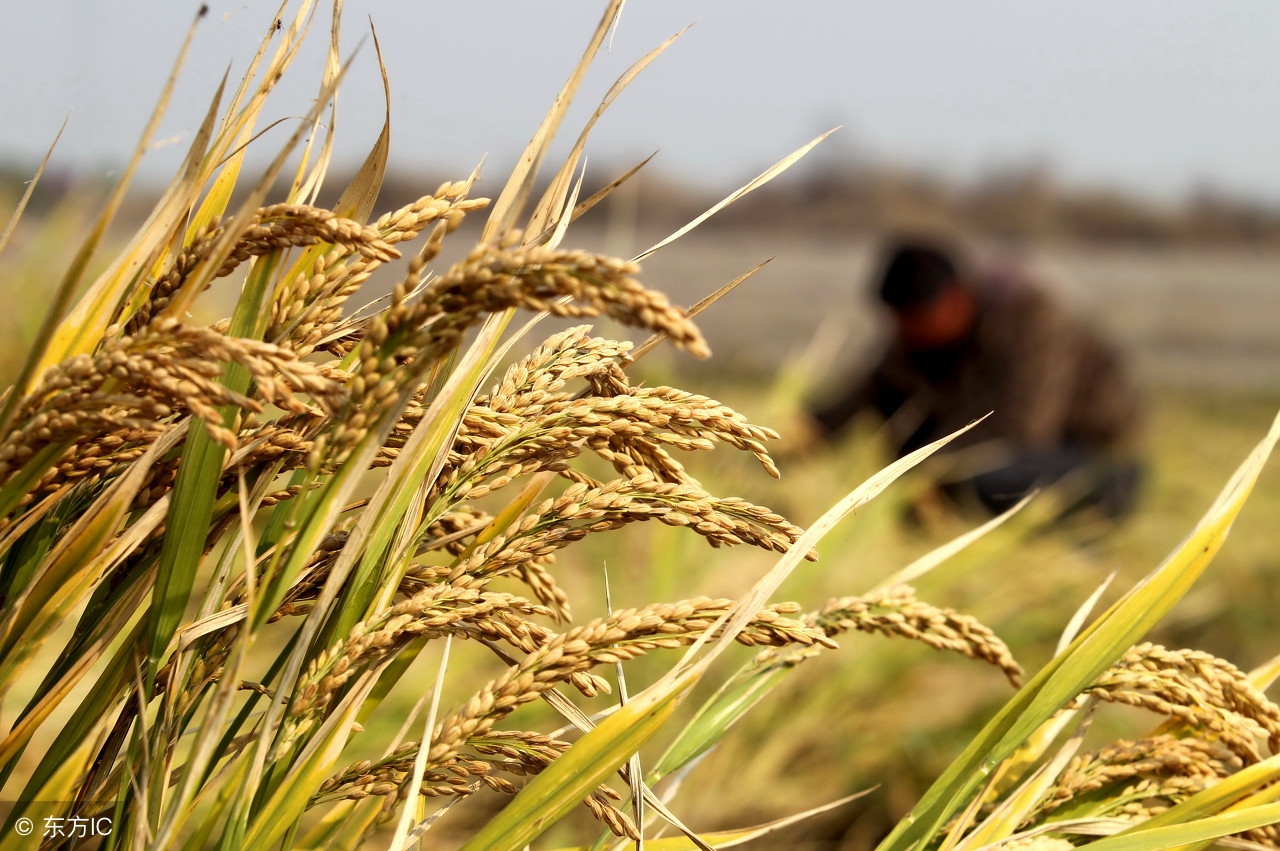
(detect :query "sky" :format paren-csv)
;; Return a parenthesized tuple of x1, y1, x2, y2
(4, 2, 1280, 204)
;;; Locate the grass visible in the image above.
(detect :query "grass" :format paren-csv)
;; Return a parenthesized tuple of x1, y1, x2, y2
(1, 3, 1280, 850)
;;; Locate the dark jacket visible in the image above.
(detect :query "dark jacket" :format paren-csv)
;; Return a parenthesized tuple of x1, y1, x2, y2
(811, 272, 1142, 460)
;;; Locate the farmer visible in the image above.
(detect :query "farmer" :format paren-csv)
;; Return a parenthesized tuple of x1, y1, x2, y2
(805, 238, 1144, 520)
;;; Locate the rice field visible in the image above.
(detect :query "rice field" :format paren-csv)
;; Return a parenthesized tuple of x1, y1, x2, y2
(2, 3, 1279, 848)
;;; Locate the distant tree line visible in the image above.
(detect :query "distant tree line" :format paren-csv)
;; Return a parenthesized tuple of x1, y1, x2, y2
(7, 159, 1280, 246)
(589, 160, 1280, 247)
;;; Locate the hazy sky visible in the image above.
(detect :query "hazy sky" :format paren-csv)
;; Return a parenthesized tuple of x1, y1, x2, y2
(4, 2, 1280, 203)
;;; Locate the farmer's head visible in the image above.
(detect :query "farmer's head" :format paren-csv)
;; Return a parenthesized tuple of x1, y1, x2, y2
(877, 241, 977, 350)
